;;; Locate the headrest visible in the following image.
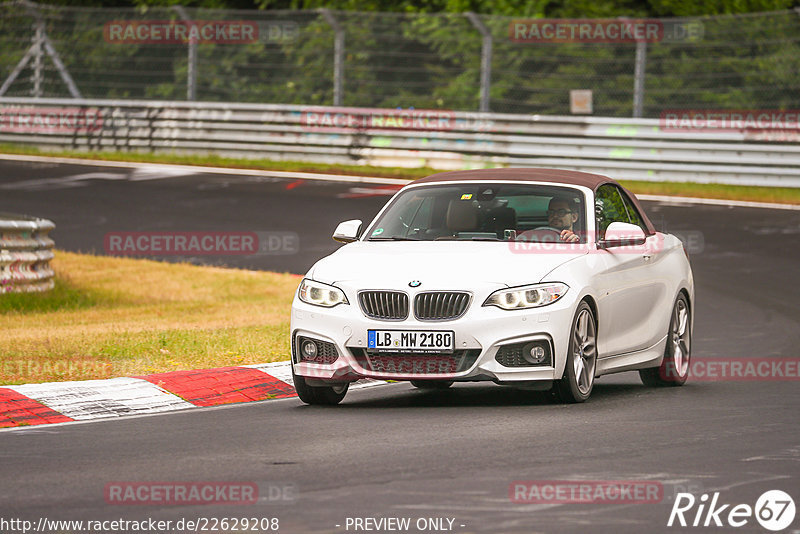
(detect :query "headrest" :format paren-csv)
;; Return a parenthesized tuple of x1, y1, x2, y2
(447, 200, 478, 232)
(489, 207, 516, 228)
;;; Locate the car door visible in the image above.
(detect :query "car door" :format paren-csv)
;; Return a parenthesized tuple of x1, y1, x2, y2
(617, 188, 672, 349)
(594, 184, 664, 357)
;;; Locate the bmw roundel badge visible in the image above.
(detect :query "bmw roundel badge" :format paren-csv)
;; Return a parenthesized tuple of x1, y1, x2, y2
(409, 280, 421, 287)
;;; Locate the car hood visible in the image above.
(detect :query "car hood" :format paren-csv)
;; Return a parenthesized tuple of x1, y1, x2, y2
(309, 241, 588, 289)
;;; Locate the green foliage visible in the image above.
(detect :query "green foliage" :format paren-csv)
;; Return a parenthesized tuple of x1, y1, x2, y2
(20, 0, 800, 15)
(0, 2, 797, 115)
(647, 0, 796, 16)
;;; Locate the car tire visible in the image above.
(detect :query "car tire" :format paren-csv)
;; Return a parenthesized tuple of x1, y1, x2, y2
(292, 367, 349, 405)
(554, 301, 597, 403)
(639, 293, 691, 387)
(410, 380, 454, 390)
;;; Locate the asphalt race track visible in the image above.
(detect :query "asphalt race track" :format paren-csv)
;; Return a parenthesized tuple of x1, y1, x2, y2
(1, 159, 799, 534)
(0, 158, 403, 273)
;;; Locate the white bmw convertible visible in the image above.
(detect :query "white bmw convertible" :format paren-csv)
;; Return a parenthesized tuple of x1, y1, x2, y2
(290, 168, 694, 404)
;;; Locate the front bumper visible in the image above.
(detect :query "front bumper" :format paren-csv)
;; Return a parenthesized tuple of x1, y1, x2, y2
(290, 289, 578, 384)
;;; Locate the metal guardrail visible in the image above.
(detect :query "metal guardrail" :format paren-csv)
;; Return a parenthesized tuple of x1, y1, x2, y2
(0, 97, 799, 187)
(0, 213, 55, 293)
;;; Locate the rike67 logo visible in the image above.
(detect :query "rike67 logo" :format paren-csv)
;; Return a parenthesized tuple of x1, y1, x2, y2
(668, 490, 795, 531)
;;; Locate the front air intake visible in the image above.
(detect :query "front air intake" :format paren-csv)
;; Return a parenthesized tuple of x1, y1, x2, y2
(358, 290, 409, 320)
(414, 291, 471, 321)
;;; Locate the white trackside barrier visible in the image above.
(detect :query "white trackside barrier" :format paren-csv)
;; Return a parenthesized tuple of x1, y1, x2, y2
(0, 213, 55, 293)
(0, 97, 798, 187)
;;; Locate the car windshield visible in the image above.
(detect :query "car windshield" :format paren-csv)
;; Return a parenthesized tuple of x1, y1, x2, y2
(366, 183, 586, 243)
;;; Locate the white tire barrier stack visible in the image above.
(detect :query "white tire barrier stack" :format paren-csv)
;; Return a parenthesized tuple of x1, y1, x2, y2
(0, 214, 55, 293)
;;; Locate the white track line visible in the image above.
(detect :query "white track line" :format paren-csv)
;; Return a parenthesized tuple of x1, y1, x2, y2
(0, 153, 410, 185)
(2, 153, 797, 210)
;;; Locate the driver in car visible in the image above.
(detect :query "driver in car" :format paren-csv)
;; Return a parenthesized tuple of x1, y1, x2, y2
(545, 196, 580, 243)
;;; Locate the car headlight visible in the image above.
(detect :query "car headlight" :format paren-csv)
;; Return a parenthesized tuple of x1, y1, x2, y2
(298, 279, 349, 308)
(483, 282, 569, 310)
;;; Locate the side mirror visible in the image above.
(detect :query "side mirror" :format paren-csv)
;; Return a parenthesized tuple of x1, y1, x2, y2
(332, 219, 363, 243)
(599, 222, 646, 248)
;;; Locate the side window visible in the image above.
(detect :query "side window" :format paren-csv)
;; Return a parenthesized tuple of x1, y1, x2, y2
(618, 190, 646, 231)
(595, 184, 628, 238)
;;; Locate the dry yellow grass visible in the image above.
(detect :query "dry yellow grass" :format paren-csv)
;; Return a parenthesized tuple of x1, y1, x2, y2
(0, 251, 300, 385)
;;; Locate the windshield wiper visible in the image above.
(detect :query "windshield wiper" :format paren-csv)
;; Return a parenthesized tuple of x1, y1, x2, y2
(368, 236, 421, 241)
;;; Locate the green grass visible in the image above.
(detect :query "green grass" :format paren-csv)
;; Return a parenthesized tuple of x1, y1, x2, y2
(0, 144, 431, 180)
(0, 276, 111, 314)
(2, 144, 798, 204)
(618, 179, 800, 205)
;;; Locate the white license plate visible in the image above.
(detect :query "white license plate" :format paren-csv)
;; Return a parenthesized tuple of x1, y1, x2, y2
(367, 330, 454, 353)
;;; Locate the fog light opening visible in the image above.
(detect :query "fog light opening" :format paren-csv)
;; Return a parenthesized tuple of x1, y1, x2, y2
(522, 341, 550, 365)
(301, 339, 318, 360)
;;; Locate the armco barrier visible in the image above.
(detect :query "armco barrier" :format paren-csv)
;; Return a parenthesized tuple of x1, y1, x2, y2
(0, 213, 55, 293)
(0, 97, 799, 187)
